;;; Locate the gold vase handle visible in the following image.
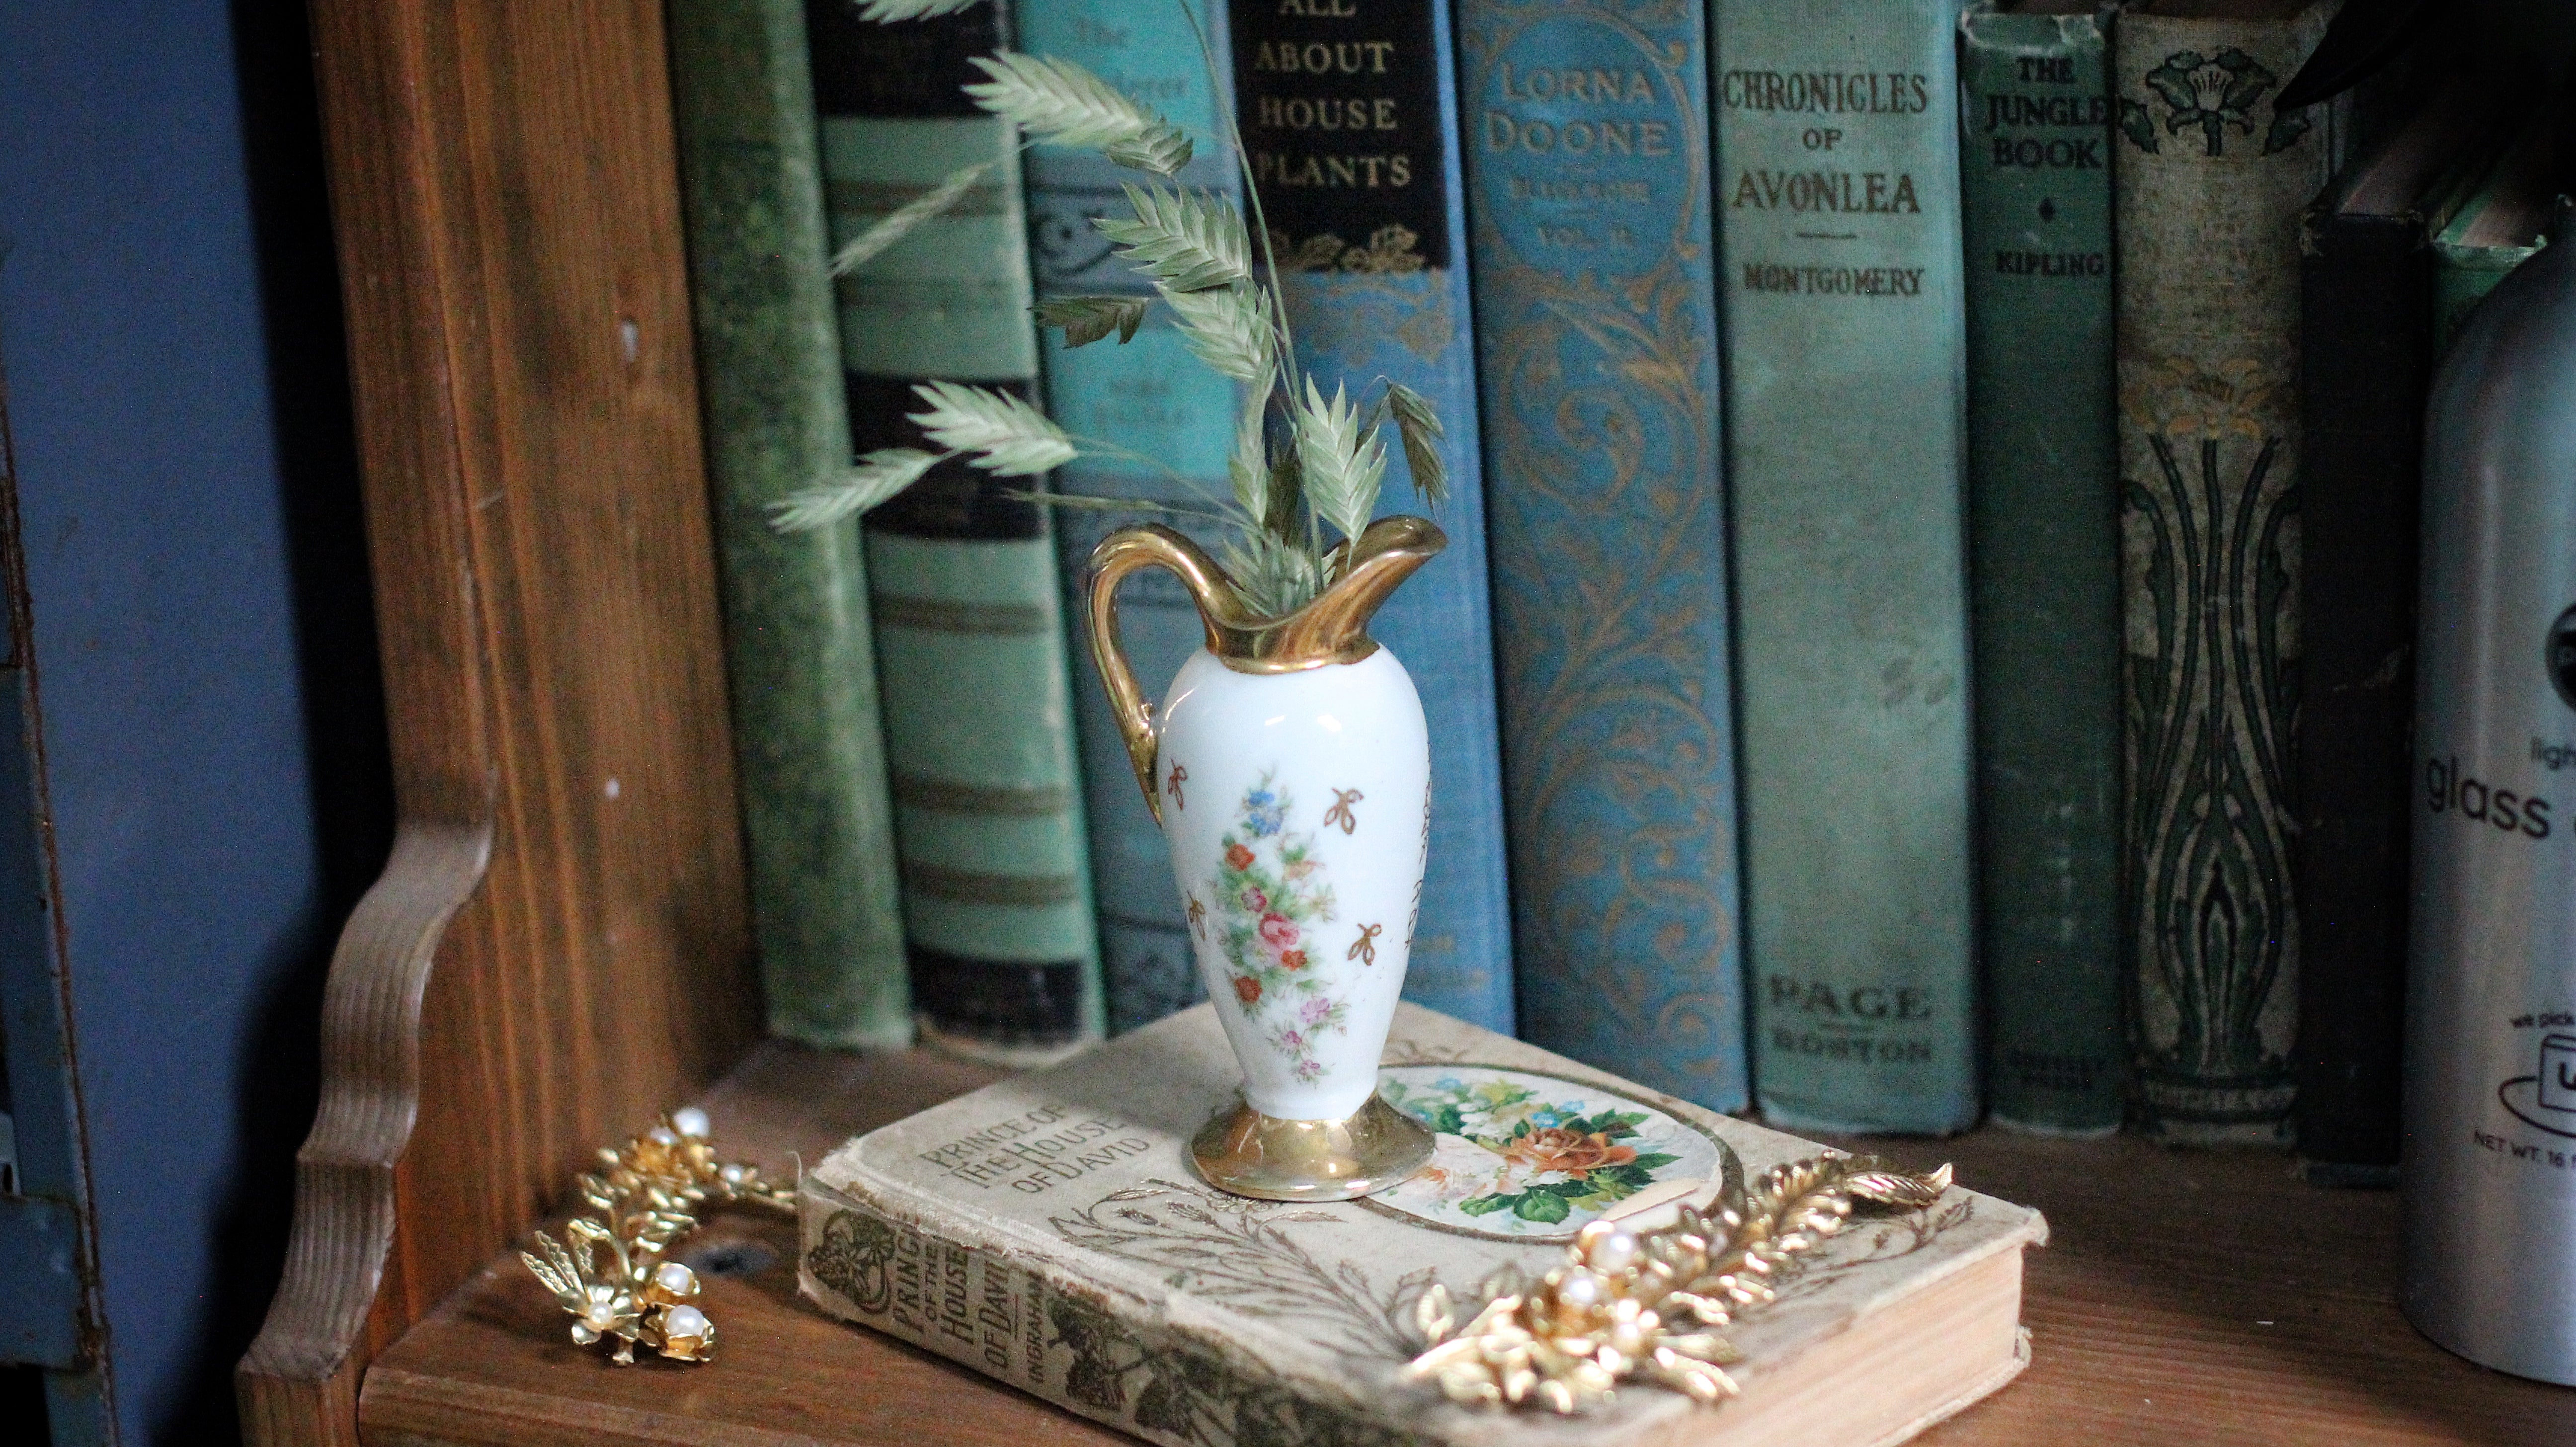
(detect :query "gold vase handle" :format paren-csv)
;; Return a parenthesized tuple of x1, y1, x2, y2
(1087, 525, 1225, 825)
(1085, 519, 1449, 825)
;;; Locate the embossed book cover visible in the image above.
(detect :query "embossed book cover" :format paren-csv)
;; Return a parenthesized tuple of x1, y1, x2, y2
(2112, 0, 2332, 1144)
(800, 1004, 2043, 1446)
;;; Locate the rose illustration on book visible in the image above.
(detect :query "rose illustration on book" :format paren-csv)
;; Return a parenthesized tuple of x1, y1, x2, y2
(1376, 1070, 1693, 1232)
(1207, 772, 1351, 1083)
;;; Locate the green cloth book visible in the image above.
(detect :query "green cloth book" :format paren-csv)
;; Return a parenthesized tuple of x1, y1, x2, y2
(2112, 0, 2333, 1145)
(668, 0, 909, 1047)
(1956, 2, 2121, 1134)
(1715, 0, 1978, 1133)
(806, 0, 1104, 1061)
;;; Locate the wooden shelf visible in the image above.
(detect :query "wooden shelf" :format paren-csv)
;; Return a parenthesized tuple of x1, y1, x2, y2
(356, 1042, 2559, 1447)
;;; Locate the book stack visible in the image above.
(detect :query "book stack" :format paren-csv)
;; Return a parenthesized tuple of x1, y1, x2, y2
(661, 0, 2560, 1178)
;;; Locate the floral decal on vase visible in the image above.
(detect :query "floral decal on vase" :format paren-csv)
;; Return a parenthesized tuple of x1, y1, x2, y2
(1208, 772, 1347, 1082)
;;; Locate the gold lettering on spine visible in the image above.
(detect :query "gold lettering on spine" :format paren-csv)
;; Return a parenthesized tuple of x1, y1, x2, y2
(1249, 39, 1395, 75)
(1247, 7, 1417, 194)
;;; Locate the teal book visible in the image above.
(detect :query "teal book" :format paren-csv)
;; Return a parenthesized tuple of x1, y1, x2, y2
(806, 0, 1104, 1061)
(1957, 2, 2121, 1133)
(1017, 0, 1237, 1036)
(1455, 3, 1744, 1108)
(1230, 0, 1517, 1034)
(668, 0, 912, 1049)
(1715, 0, 1977, 1133)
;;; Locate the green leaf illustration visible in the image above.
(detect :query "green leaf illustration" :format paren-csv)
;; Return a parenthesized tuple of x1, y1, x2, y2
(1513, 1191, 1571, 1224)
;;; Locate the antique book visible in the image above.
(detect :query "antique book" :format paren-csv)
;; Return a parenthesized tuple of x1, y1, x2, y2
(2431, 116, 2555, 356)
(800, 1003, 2045, 1447)
(806, 0, 1104, 1059)
(1455, 3, 1744, 1111)
(2292, 90, 2501, 1184)
(1020, 0, 1238, 1037)
(1713, 0, 1977, 1133)
(1230, 0, 1518, 1034)
(1957, 0, 2123, 1135)
(2113, 0, 2333, 1144)
(668, 0, 911, 1048)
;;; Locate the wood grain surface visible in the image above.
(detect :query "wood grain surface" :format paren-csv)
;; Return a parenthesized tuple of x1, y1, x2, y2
(236, 4, 759, 1444)
(358, 1043, 2570, 1447)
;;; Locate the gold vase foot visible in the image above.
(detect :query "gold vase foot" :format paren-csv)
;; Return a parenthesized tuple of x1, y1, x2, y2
(1188, 1092, 1435, 1201)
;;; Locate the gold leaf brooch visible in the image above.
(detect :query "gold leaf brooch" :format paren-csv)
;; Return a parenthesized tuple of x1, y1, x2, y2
(1405, 1154, 1952, 1414)
(519, 1107, 796, 1365)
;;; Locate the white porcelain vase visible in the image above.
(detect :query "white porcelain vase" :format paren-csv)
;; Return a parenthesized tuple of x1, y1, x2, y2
(1087, 518, 1442, 1200)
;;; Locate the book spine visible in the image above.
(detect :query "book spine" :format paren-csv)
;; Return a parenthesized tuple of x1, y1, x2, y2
(2292, 205, 2431, 1177)
(1714, 0, 1977, 1132)
(2113, 4, 2333, 1144)
(667, 0, 910, 1047)
(1454, 4, 1743, 1107)
(1956, 6, 2122, 1133)
(1230, 0, 1517, 1034)
(799, 1184, 1408, 1447)
(807, 0, 1104, 1058)
(1017, 0, 1236, 1036)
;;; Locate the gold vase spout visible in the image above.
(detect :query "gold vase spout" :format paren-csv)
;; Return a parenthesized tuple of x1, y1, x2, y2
(1084, 517, 1445, 824)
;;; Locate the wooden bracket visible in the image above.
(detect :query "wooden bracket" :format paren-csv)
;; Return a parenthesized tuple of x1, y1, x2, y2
(236, 2, 758, 1442)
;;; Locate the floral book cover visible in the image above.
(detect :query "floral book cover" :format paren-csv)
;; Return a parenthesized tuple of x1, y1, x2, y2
(800, 1004, 2044, 1446)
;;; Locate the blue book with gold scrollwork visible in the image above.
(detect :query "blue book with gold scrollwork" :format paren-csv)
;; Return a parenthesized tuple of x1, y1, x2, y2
(1018, 0, 1241, 1036)
(1229, 0, 1516, 1034)
(1454, 2, 1744, 1108)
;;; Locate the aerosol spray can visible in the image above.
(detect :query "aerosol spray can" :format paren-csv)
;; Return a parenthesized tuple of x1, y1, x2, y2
(2404, 217, 2576, 1383)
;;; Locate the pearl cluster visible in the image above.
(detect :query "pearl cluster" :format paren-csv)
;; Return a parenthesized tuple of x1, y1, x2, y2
(519, 1108, 797, 1366)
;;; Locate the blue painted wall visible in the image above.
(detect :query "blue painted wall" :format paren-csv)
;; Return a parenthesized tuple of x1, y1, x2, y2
(0, 2, 386, 1442)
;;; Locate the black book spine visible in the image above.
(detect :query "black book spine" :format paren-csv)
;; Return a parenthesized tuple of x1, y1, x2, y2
(2292, 208, 2432, 1179)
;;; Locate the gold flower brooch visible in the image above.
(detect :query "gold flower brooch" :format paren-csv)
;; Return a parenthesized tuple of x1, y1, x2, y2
(1406, 1154, 1952, 1414)
(518, 1108, 795, 1365)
